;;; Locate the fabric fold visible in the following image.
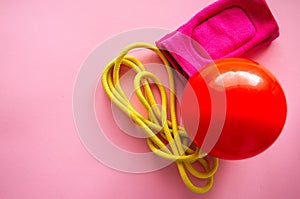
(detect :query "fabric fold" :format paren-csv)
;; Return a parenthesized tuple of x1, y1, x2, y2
(156, 0, 279, 77)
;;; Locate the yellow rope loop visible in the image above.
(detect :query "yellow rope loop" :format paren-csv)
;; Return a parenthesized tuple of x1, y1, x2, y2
(101, 42, 219, 194)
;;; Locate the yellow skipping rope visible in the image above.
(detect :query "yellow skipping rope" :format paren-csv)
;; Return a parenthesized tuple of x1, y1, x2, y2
(101, 42, 218, 194)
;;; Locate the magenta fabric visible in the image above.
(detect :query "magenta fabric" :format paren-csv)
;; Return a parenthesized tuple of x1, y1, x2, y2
(156, 0, 280, 77)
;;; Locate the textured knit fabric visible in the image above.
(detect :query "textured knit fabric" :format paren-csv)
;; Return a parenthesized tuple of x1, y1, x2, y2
(156, 0, 279, 77)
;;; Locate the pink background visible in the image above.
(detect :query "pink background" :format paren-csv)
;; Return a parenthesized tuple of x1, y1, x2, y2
(1, 0, 300, 198)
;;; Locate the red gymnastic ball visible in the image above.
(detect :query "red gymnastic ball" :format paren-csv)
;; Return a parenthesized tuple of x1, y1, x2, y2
(181, 58, 287, 160)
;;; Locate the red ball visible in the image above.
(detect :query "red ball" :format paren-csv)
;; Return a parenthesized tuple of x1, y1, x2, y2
(181, 58, 287, 160)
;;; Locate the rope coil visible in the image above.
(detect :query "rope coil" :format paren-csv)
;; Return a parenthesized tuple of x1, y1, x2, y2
(101, 42, 218, 194)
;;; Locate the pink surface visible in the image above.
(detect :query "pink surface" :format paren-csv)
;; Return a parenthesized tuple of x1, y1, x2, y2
(0, 0, 300, 198)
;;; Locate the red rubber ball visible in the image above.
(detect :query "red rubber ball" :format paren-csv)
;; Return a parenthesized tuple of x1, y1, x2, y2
(181, 58, 287, 160)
